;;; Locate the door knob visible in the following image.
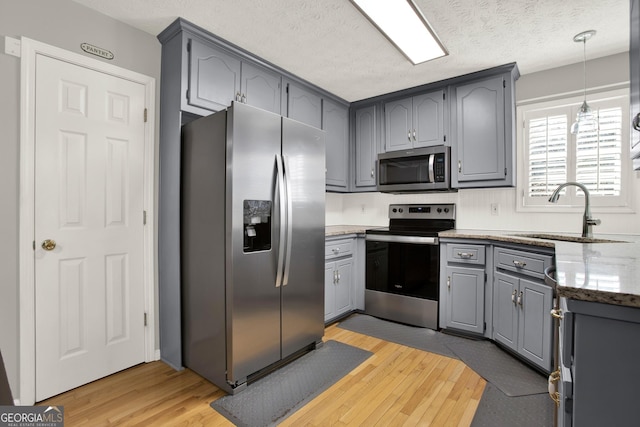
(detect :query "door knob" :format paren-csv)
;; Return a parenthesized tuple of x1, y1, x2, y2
(41, 239, 56, 251)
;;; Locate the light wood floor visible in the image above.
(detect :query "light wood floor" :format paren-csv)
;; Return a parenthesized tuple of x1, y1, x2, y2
(41, 320, 486, 426)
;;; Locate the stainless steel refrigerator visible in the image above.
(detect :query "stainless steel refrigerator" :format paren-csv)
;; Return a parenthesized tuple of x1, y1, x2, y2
(180, 102, 325, 394)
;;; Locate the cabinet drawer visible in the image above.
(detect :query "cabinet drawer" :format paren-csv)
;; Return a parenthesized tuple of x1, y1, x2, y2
(446, 244, 485, 265)
(494, 247, 552, 279)
(325, 239, 354, 260)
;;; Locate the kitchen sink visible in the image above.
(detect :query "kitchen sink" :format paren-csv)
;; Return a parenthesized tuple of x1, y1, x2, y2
(513, 233, 627, 244)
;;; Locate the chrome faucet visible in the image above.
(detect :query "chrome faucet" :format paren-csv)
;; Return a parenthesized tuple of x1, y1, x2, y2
(548, 182, 601, 238)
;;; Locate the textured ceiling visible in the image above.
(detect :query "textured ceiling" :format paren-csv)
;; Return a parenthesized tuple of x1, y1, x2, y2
(72, 0, 629, 102)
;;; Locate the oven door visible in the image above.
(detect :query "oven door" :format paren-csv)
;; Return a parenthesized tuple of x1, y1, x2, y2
(365, 234, 439, 300)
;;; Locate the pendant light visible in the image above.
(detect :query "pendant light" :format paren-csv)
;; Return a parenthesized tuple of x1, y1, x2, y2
(570, 30, 597, 135)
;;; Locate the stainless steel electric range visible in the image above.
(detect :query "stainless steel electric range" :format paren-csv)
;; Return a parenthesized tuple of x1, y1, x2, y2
(365, 203, 456, 329)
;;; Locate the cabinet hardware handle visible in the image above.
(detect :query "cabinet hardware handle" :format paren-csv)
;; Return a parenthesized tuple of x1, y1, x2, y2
(458, 160, 462, 173)
(548, 370, 561, 406)
(550, 308, 564, 319)
(513, 260, 526, 268)
(517, 291, 523, 306)
(371, 169, 374, 178)
(241, 93, 247, 103)
(412, 129, 416, 141)
(337, 272, 341, 282)
(447, 276, 451, 288)
(235, 92, 241, 102)
(457, 252, 473, 259)
(332, 248, 340, 254)
(633, 112, 640, 131)
(333, 270, 337, 284)
(511, 290, 517, 304)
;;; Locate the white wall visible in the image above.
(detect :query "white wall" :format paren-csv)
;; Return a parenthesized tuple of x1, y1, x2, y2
(327, 52, 640, 236)
(0, 0, 161, 401)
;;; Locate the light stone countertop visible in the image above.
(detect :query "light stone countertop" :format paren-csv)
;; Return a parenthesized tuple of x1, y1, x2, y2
(325, 225, 382, 237)
(439, 229, 640, 308)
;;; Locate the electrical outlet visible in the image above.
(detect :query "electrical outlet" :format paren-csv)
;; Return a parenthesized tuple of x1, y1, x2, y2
(490, 203, 499, 216)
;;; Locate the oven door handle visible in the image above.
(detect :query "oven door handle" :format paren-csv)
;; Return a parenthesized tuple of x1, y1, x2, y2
(365, 234, 439, 245)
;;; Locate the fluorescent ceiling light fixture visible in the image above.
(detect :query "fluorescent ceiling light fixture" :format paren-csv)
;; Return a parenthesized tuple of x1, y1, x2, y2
(350, 0, 447, 65)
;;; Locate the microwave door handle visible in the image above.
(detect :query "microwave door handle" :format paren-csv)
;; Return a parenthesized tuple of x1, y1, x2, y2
(428, 154, 435, 183)
(275, 154, 286, 288)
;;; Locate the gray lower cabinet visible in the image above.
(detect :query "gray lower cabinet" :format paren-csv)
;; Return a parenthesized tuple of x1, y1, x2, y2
(354, 105, 378, 188)
(323, 99, 349, 190)
(325, 238, 355, 322)
(440, 242, 487, 335)
(384, 90, 445, 152)
(283, 79, 322, 129)
(558, 298, 640, 427)
(493, 246, 553, 372)
(451, 68, 518, 188)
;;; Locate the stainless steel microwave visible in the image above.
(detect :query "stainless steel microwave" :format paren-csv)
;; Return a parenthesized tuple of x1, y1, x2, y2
(377, 146, 452, 193)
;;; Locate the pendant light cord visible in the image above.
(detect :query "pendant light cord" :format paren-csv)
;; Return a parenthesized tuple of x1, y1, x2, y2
(582, 38, 587, 102)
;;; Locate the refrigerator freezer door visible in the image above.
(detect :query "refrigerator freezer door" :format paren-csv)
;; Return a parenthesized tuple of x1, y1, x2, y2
(226, 103, 283, 384)
(281, 117, 326, 358)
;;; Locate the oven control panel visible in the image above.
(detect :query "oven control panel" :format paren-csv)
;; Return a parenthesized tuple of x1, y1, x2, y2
(389, 204, 456, 220)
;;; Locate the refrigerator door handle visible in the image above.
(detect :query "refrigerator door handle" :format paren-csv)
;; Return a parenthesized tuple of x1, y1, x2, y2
(282, 154, 294, 286)
(275, 154, 286, 288)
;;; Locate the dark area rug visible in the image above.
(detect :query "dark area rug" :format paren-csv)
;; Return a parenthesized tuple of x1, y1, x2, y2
(210, 340, 372, 427)
(471, 383, 554, 427)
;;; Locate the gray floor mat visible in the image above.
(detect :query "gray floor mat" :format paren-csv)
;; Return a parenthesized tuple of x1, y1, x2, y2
(210, 340, 372, 427)
(337, 313, 460, 359)
(471, 383, 554, 427)
(339, 314, 547, 397)
(445, 340, 548, 397)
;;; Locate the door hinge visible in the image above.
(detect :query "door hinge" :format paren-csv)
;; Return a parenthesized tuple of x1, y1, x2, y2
(503, 79, 506, 88)
(187, 39, 191, 52)
(143, 210, 147, 225)
(485, 273, 487, 283)
(186, 89, 189, 100)
(443, 92, 446, 100)
(285, 83, 289, 94)
(443, 135, 446, 142)
(504, 167, 507, 176)
(33, 240, 35, 250)
(484, 322, 487, 331)
(144, 312, 148, 327)
(144, 108, 148, 123)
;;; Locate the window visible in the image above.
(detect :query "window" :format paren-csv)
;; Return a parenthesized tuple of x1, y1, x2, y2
(518, 89, 630, 211)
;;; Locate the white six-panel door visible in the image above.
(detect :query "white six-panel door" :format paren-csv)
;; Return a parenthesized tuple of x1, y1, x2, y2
(34, 53, 146, 401)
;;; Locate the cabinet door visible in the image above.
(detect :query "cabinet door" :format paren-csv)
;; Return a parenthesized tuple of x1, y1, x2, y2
(445, 266, 484, 334)
(240, 62, 281, 115)
(518, 277, 553, 371)
(284, 80, 322, 129)
(454, 76, 505, 183)
(413, 90, 444, 148)
(334, 259, 353, 316)
(323, 100, 349, 189)
(188, 39, 240, 112)
(324, 262, 336, 321)
(384, 98, 413, 152)
(493, 271, 518, 351)
(355, 105, 377, 188)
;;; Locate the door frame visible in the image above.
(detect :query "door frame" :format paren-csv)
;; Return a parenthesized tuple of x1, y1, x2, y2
(18, 38, 157, 405)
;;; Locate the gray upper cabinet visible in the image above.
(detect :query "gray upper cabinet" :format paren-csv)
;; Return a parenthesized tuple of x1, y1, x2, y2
(188, 38, 241, 112)
(323, 99, 349, 190)
(240, 62, 282, 115)
(283, 80, 322, 129)
(187, 39, 282, 115)
(354, 105, 377, 188)
(451, 68, 518, 188)
(384, 90, 445, 152)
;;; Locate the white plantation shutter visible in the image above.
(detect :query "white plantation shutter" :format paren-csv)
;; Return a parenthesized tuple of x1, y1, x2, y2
(528, 115, 567, 197)
(519, 89, 629, 210)
(575, 107, 622, 196)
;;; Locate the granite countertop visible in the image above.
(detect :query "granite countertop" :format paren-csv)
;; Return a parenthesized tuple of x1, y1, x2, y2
(440, 229, 640, 309)
(325, 225, 382, 237)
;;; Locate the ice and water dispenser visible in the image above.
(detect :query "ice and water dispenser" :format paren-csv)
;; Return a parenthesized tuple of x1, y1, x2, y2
(243, 200, 272, 252)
